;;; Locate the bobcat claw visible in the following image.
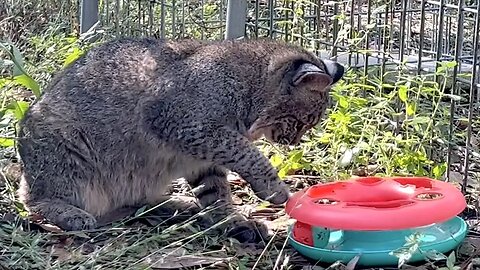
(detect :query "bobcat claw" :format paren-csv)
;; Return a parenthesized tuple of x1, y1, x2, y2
(260, 182, 291, 205)
(264, 190, 290, 204)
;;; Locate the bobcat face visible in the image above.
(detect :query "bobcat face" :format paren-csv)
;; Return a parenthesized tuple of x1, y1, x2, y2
(248, 58, 344, 145)
(265, 111, 324, 145)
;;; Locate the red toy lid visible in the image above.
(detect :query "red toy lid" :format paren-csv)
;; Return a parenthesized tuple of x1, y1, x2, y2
(285, 177, 467, 231)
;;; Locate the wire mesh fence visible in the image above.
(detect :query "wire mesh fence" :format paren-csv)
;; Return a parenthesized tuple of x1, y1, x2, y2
(93, 0, 479, 187)
(97, 0, 228, 40)
(94, 0, 480, 102)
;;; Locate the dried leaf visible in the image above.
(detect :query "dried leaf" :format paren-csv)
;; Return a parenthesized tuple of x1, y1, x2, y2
(264, 214, 294, 231)
(232, 195, 243, 205)
(28, 213, 45, 222)
(48, 236, 76, 261)
(346, 255, 360, 270)
(38, 223, 64, 233)
(302, 266, 325, 270)
(146, 248, 230, 269)
(253, 208, 277, 214)
(48, 244, 72, 262)
(1, 212, 16, 223)
(471, 135, 479, 150)
(72, 231, 91, 239)
(458, 236, 480, 257)
(80, 242, 97, 255)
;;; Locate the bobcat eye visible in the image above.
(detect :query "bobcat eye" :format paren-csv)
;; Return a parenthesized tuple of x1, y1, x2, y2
(308, 114, 320, 126)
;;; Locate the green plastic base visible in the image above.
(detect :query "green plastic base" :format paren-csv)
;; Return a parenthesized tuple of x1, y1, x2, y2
(289, 216, 468, 267)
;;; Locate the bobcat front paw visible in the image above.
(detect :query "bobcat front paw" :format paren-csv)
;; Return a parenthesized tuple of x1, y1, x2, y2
(226, 220, 269, 243)
(57, 211, 97, 231)
(256, 180, 291, 205)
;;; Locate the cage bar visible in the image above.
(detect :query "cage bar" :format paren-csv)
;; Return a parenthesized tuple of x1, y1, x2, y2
(225, 0, 247, 39)
(80, 0, 99, 33)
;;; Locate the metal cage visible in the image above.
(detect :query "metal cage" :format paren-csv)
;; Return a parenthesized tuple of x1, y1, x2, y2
(80, 0, 479, 187)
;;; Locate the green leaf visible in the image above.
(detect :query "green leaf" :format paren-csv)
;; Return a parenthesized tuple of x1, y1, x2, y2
(381, 83, 396, 88)
(389, 247, 413, 268)
(406, 103, 416, 116)
(11, 48, 25, 76)
(446, 251, 456, 269)
(423, 249, 448, 261)
(319, 133, 333, 143)
(0, 138, 14, 147)
(278, 164, 291, 179)
(134, 205, 148, 217)
(7, 100, 30, 121)
(408, 116, 431, 125)
(270, 154, 284, 167)
(290, 162, 304, 171)
(0, 78, 10, 88)
(398, 85, 408, 102)
(0, 41, 27, 76)
(443, 61, 457, 69)
(256, 201, 271, 209)
(63, 47, 84, 67)
(288, 149, 304, 163)
(0, 42, 41, 97)
(14, 74, 41, 97)
(433, 163, 447, 179)
(338, 95, 349, 108)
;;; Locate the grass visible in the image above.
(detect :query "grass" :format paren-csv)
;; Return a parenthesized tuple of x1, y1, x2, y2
(1, 0, 480, 269)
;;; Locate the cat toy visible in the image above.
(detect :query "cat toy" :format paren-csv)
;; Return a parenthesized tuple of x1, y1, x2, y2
(285, 176, 468, 266)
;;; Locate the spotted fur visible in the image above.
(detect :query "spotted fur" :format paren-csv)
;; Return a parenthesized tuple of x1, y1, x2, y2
(17, 37, 344, 242)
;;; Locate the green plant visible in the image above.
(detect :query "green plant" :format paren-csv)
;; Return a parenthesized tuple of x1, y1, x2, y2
(260, 61, 457, 181)
(0, 35, 89, 149)
(389, 232, 423, 268)
(438, 252, 461, 270)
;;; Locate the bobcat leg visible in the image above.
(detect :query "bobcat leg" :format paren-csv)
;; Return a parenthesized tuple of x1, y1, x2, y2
(97, 196, 202, 227)
(147, 117, 290, 205)
(187, 166, 268, 243)
(28, 199, 97, 231)
(145, 195, 202, 224)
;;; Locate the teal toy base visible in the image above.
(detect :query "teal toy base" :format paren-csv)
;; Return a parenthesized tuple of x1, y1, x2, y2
(289, 216, 468, 267)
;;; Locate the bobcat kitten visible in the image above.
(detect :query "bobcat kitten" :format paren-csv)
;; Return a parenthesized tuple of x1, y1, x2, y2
(17, 38, 344, 242)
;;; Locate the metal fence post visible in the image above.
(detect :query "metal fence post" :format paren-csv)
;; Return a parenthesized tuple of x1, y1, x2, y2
(80, 0, 99, 34)
(225, 0, 248, 40)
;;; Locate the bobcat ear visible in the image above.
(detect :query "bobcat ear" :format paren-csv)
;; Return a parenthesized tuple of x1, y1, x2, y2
(322, 59, 345, 85)
(292, 63, 332, 89)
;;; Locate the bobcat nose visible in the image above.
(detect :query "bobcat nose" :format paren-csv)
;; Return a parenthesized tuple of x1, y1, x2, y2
(291, 130, 306, 145)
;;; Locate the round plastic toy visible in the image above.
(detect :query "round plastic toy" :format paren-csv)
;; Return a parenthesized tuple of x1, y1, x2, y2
(285, 176, 468, 266)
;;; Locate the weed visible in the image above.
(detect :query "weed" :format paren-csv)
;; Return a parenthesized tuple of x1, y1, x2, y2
(262, 62, 457, 182)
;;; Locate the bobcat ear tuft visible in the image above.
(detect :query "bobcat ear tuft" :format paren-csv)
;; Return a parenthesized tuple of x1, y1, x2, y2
(291, 62, 332, 89)
(322, 59, 345, 84)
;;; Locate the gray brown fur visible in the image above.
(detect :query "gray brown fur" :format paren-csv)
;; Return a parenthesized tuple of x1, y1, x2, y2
(17, 37, 344, 242)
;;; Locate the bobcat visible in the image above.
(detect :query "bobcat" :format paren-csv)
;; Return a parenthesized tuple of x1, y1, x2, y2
(17, 37, 344, 242)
